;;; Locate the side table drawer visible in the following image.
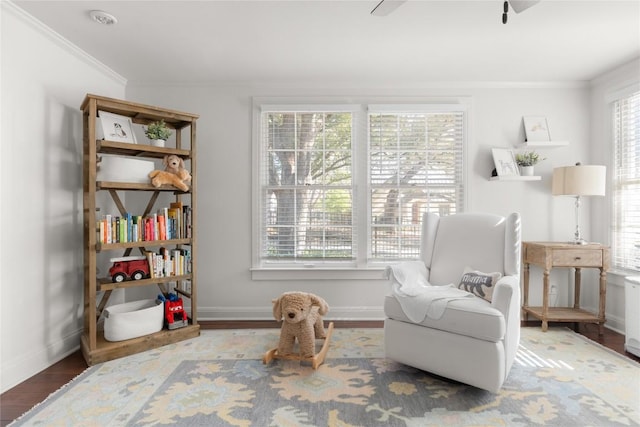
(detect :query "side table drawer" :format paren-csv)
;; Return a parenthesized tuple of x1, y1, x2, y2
(553, 249, 602, 267)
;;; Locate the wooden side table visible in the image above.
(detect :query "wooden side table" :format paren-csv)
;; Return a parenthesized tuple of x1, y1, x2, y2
(522, 241, 609, 334)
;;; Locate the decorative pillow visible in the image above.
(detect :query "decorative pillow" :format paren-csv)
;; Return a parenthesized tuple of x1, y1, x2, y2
(458, 267, 502, 302)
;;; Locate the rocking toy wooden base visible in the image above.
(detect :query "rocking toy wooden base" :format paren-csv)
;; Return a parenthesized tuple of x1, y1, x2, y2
(263, 322, 334, 369)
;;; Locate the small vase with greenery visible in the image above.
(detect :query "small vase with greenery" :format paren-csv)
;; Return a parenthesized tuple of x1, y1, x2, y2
(515, 151, 545, 176)
(144, 120, 172, 146)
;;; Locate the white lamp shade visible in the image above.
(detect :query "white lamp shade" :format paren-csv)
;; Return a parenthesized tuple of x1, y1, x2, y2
(552, 165, 606, 196)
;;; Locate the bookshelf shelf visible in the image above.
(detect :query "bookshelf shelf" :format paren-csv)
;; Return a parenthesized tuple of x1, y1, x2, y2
(81, 94, 200, 366)
(96, 182, 191, 192)
(97, 140, 190, 158)
(97, 274, 194, 292)
(96, 238, 192, 252)
(80, 325, 200, 365)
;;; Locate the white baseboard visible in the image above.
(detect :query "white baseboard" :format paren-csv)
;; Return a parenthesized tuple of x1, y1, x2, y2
(579, 304, 626, 335)
(604, 313, 625, 335)
(197, 305, 385, 321)
(1, 329, 82, 394)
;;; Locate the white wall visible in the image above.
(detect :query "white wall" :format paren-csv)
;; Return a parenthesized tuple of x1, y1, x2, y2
(0, 3, 126, 392)
(126, 82, 597, 321)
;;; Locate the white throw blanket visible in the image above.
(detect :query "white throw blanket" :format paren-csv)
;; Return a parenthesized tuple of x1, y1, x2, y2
(387, 261, 474, 322)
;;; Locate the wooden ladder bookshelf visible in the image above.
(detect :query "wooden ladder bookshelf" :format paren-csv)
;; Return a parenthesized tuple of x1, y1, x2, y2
(80, 94, 200, 365)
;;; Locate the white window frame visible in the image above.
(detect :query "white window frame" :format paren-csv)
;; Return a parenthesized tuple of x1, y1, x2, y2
(609, 84, 640, 274)
(251, 97, 470, 280)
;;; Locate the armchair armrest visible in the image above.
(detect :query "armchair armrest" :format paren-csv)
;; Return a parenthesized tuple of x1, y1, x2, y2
(491, 274, 521, 373)
(491, 275, 520, 323)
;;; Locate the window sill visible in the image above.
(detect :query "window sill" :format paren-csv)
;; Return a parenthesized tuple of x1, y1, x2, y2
(607, 269, 640, 287)
(250, 267, 388, 281)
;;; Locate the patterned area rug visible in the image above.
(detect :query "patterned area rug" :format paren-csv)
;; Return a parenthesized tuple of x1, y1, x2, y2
(11, 327, 639, 426)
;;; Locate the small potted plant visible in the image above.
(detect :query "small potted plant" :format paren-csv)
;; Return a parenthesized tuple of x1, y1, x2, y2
(515, 150, 545, 176)
(144, 120, 172, 147)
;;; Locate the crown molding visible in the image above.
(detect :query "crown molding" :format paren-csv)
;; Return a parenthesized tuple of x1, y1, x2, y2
(2, 1, 127, 86)
(127, 79, 589, 90)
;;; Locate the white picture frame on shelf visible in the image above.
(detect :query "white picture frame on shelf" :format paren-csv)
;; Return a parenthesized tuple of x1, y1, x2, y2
(492, 148, 520, 177)
(98, 111, 137, 144)
(523, 116, 551, 142)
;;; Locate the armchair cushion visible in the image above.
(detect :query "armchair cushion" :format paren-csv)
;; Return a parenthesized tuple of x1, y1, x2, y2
(384, 294, 506, 342)
(458, 267, 502, 302)
(427, 213, 512, 286)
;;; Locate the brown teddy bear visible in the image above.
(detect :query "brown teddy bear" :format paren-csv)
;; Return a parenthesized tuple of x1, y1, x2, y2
(148, 155, 191, 192)
(273, 292, 329, 358)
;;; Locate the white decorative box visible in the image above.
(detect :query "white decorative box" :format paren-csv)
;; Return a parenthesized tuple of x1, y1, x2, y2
(97, 154, 155, 184)
(104, 299, 164, 342)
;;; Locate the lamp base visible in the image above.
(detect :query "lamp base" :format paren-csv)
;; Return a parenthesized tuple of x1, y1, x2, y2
(571, 196, 589, 246)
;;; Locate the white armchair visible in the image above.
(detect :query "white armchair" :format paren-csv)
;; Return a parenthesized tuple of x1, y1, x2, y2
(384, 212, 521, 393)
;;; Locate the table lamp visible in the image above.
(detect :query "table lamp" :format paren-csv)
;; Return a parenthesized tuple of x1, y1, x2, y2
(552, 163, 606, 245)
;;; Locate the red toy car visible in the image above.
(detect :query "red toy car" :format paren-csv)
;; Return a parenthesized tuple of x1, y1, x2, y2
(109, 256, 150, 283)
(165, 297, 188, 328)
(158, 293, 188, 329)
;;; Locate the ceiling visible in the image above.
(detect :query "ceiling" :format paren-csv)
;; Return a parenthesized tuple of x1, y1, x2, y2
(12, 0, 640, 85)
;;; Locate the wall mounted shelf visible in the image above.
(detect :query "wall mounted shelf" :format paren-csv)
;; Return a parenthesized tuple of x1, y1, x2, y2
(523, 141, 569, 148)
(490, 175, 542, 181)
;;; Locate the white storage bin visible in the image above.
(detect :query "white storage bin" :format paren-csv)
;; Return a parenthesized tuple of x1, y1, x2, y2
(104, 299, 164, 342)
(97, 154, 155, 184)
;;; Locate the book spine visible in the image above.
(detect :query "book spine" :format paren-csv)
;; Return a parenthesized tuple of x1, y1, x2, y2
(98, 220, 104, 244)
(157, 215, 166, 240)
(132, 215, 138, 243)
(126, 213, 132, 242)
(183, 206, 192, 238)
(153, 213, 158, 241)
(170, 202, 183, 239)
(137, 216, 143, 241)
(173, 249, 181, 276)
(145, 251, 154, 278)
(105, 214, 112, 244)
(163, 207, 170, 240)
(115, 217, 121, 243)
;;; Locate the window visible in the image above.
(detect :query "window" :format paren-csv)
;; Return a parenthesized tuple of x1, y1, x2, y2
(369, 107, 465, 260)
(259, 107, 356, 263)
(255, 101, 467, 271)
(612, 89, 640, 272)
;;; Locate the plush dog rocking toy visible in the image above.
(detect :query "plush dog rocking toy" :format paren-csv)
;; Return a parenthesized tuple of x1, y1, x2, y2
(262, 292, 334, 369)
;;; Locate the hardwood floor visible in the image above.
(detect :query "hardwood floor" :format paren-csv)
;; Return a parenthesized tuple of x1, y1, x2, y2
(1, 321, 637, 426)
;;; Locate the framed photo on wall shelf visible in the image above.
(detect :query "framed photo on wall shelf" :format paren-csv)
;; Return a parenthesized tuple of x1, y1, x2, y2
(492, 148, 520, 177)
(523, 116, 550, 142)
(98, 111, 137, 144)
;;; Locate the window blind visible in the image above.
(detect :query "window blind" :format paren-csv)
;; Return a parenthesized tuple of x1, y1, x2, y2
(612, 90, 640, 272)
(255, 101, 467, 268)
(368, 109, 465, 260)
(260, 110, 355, 261)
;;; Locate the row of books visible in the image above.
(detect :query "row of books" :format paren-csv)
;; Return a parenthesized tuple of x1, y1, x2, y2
(97, 203, 192, 244)
(147, 248, 192, 278)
